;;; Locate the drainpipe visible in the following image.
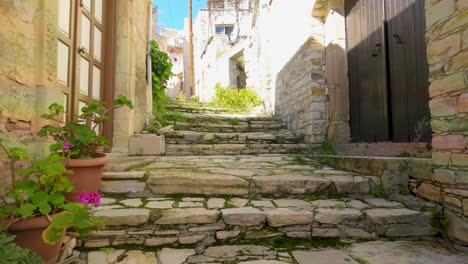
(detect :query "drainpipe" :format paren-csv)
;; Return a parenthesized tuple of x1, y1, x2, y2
(147, 4, 153, 119)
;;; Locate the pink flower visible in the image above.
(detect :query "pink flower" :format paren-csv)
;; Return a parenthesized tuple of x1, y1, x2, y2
(173, 58, 178, 62)
(63, 141, 73, 149)
(169, 49, 174, 53)
(160, 80, 166, 84)
(78, 192, 102, 207)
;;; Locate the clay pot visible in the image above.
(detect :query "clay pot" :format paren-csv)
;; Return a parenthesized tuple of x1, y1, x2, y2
(0, 213, 65, 264)
(65, 153, 108, 202)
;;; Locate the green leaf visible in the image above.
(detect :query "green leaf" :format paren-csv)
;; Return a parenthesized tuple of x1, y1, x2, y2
(40, 113, 55, 120)
(64, 203, 82, 213)
(18, 203, 37, 218)
(37, 202, 52, 215)
(9, 147, 28, 161)
(50, 213, 75, 229)
(48, 103, 65, 113)
(42, 226, 64, 245)
(15, 180, 39, 194)
(114, 94, 134, 109)
(49, 193, 65, 206)
(30, 192, 49, 205)
(0, 205, 17, 218)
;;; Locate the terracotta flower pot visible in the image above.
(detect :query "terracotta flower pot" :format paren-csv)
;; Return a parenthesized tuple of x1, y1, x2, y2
(0, 213, 65, 264)
(65, 153, 108, 202)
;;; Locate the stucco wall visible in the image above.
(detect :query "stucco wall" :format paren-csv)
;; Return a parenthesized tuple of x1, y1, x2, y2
(411, 0, 468, 243)
(112, 0, 153, 153)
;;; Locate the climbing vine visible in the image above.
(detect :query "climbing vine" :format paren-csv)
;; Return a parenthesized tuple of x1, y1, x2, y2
(149, 41, 174, 112)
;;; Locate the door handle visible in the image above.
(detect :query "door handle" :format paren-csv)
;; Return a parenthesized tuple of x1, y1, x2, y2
(372, 44, 382, 57)
(392, 34, 404, 44)
(78, 47, 86, 55)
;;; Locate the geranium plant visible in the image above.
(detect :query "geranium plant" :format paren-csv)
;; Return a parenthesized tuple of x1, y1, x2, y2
(0, 142, 104, 244)
(38, 95, 133, 159)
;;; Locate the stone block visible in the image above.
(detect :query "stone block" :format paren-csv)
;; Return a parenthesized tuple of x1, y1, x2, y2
(446, 211, 468, 244)
(155, 208, 220, 225)
(102, 171, 146, 179)
(221, 207, 266, 226)
(425, 0, 455, 26)
(129, 134, 165, 156)
(429, 72, 465, 97)
(265, 208, 314, 227)
(84, 239, 110, 248)
(415, 183, 441, 203)
(432, 135, 465, 150)
(253, 174, 332, 194)
(293, 250, 359, 264)
(385, 224, 435, 237)
(427, 34, 461, 63)
(315, 208, 362, 224)
(99, 180, 146, 194)
(433, 168, 456, 184)
(179, 235, 206, 244)
(216, 230, 241, 240)
(459, 93, 468, 112)
(432, 151, 451, 166)
(429, 97, 458, 117)
(94, 209, 150, 226)
(365, 208, 423, 224)
(312, 228, 340, 237)
(452, 154, 468, 167)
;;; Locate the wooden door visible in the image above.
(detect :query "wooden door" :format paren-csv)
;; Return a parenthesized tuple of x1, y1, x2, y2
(345, 0, 430, 143)
(57, 0, 115, 136)
(385, 0, 430, 142)
(346, 0, 389, 142)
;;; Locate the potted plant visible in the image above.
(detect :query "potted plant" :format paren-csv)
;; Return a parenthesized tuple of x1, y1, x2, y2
(0, 232, 45, 264)
(0, 143, 104, 264)
(38, 95, 133, 202)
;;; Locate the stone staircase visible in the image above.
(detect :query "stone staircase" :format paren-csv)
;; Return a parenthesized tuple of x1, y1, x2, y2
(76, 154, 440, 252)
(72, 105, 449, 263)
(162, 104, 312, 155)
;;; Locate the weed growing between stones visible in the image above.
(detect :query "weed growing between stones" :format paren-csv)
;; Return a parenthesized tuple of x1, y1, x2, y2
(229, 118, 241, 126)
(370, 185, 389, 198)
(146, 111, 189, 132)
(397, 186, 409, 195)
(292, 153, 309, 165)
(252, 237, 351, 249)
(431, 211, 448, 237)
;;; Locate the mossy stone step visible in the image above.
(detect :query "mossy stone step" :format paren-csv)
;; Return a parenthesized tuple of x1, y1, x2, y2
(77, 196, 436, 249)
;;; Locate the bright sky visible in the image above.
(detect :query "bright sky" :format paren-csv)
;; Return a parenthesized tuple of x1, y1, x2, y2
(153, 0, 207, 30)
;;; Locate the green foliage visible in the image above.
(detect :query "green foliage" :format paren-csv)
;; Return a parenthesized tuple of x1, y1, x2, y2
(312, 141, 335, 155)
(292, 153, 309, 165)
(0, 145, 103, 245)
(190, 96, 200, 103)
(150, 41, 173, 113)
(211, 83, 262, 112)
(228, 118, 240, 126)
(431, 211, 448, 237)
(370, 185, 389, 198)
(38, 95, 133, 159)
(146, 111, 188, 133)
(0, 233, 45, 264)
(177, 93, 187, 102)
(397, 186, 409, 195)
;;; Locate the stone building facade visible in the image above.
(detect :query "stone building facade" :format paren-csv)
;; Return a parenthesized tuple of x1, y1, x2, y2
(0, 0, 153, 180)
(414, 0, 467, 243)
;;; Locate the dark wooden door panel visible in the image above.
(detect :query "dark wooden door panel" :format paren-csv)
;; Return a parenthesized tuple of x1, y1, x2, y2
(346, 0, 389, 142)
(345, 0, 430, 143)
(385, 0, 430, 142)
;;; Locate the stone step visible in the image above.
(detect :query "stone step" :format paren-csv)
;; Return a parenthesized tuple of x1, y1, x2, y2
(100, 154, 379, 197)
(173, 121, 287, 133)
(165, 143, 313, 155)
(179, 112, 283, 123)
(166, 104, 232, 114)
(165, 131, 303, 144)
(79, 240, 468, 264)
(77, 195, 437, 248)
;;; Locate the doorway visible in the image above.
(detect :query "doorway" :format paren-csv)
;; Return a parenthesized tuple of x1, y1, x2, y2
(345, 0, 430, 143)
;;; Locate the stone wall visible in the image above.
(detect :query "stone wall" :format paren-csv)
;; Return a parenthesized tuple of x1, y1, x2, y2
(0, 0, 62, 188)
(411, 0, 468, 244)
(275, 38, 327, 143)
(112, 0, 153, 153)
